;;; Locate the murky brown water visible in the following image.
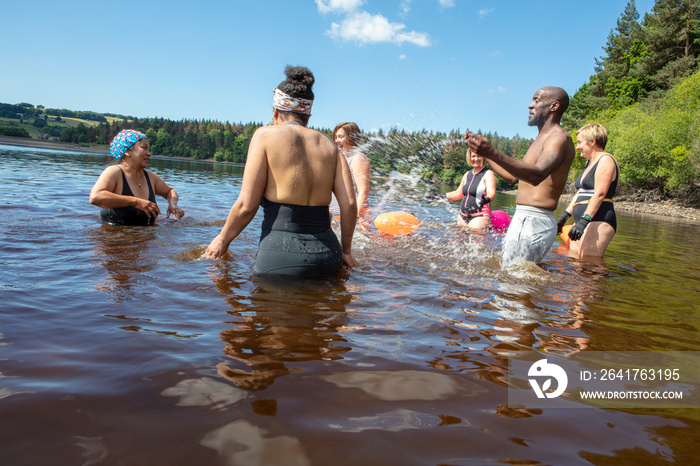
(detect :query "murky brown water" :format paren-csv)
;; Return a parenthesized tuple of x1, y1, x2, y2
(1, 144, 699, 465)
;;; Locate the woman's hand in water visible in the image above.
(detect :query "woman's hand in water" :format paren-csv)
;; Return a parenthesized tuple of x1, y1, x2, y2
(204, 234, 230, 260)
(343, 252, 357, 268)
(135, 198, 161, 218)
(167, 202, 185, 220)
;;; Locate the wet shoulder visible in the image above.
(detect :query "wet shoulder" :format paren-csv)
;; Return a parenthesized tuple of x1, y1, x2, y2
(251, 125, 276, 141)
(102, 164, 124, 179)
(353, 151, 370, 162)
(294, 127, 337, 153)
(311, 128, 337, 149)
(598, 152, 619, 171)
(96, 164, 124, 193)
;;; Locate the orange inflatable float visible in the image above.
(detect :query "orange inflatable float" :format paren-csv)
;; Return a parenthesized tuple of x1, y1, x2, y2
(374, 212, 420, 236)
(560, 224, 572, 247)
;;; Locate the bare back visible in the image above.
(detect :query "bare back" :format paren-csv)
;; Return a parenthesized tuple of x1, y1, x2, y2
(257, 124, 339, 206)
(517, 126, 575, 210)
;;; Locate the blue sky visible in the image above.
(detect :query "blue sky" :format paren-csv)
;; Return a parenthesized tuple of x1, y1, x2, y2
(3, 0, 655, 138)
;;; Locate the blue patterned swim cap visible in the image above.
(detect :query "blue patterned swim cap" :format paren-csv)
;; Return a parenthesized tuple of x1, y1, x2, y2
(110, 129, 147, 160)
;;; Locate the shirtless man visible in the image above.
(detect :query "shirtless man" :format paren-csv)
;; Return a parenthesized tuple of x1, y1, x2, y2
(465, 86, 575, 267)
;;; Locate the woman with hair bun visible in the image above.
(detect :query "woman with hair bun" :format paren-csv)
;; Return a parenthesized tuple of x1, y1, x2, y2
(204, 66, 358, 277)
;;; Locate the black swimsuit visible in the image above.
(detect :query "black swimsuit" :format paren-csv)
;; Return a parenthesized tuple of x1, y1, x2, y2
(459, 167, 491, 220)
(100, 169, 156, 226)
(572, 155, 619, 231)
(254, 196, 342, 277)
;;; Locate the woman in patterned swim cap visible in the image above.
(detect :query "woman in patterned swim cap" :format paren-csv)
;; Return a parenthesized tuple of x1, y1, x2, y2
(89, 129, 185, 225)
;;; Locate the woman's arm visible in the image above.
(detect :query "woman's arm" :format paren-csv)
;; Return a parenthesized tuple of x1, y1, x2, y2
(150, 171, 184, 219)
(351, 152, 371, 214)
(445, 173, 467, 201)
(204, 130, 268, 259)
(334, 149, 358, 267)
(556, 190, 578, 233)
(484, 169, 497, 201)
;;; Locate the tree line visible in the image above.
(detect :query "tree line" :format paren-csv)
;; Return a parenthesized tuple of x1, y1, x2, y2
(57, 118, 263, 162)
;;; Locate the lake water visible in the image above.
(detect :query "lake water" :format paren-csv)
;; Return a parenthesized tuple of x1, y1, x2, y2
(1, 143, 699, 465)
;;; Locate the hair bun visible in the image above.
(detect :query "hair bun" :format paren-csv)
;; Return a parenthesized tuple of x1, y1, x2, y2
(285, 66, 314, 86)
(279, 66, 315, 100)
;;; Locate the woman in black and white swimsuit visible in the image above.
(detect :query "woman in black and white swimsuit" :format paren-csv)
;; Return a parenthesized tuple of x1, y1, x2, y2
(557, 123, 619, 258)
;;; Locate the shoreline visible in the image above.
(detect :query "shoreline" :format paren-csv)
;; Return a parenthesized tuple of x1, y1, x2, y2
(0, 135, 109, 153)
(0, 135, 222, 163)
(2, 135, 698, 222)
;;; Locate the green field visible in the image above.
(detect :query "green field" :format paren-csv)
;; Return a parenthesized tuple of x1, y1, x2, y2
(0, 115, 126, 139)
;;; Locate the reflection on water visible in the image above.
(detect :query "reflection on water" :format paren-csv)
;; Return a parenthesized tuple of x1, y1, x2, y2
(321, 369, 487, 401)
(212, 272, 353, 391)
(1, 144, 700, 465)
(89, 225, 159, 299)
(201, 419, 311, 466)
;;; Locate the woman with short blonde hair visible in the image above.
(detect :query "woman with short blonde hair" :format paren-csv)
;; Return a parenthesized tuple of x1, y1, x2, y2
(557, 124, 619, 258)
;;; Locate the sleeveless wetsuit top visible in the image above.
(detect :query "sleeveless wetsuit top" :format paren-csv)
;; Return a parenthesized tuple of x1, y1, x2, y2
(574, 155, 619, 198)
(260, 196, 331, 234)
(460, 167, 492, 219)
(100, 169, 156, 226)
(255, 196, 342, 277)
(573, 154, 620, 230)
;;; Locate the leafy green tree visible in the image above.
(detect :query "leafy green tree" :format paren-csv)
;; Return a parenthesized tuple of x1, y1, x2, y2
(602, 70, 700, 194)
(569, 1, 644, 124)
(639, 0, 700, 95)
(151, 129, 172, 155)
(0, 126, 31, 138)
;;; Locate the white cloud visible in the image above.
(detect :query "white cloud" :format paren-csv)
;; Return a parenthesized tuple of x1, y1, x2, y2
(400, 0, 411, 16)
(439, 0, 455, 7)
(399, 54, 407, 60)
(327, 11, 431, 46)
(315, 0, 365, 15)
(478, 8, 493, 19)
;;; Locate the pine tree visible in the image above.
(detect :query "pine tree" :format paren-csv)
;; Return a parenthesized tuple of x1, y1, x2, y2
(639, 0, 700, 94)
(593, 1, 645, 108)
(564, 1, 643, 126)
